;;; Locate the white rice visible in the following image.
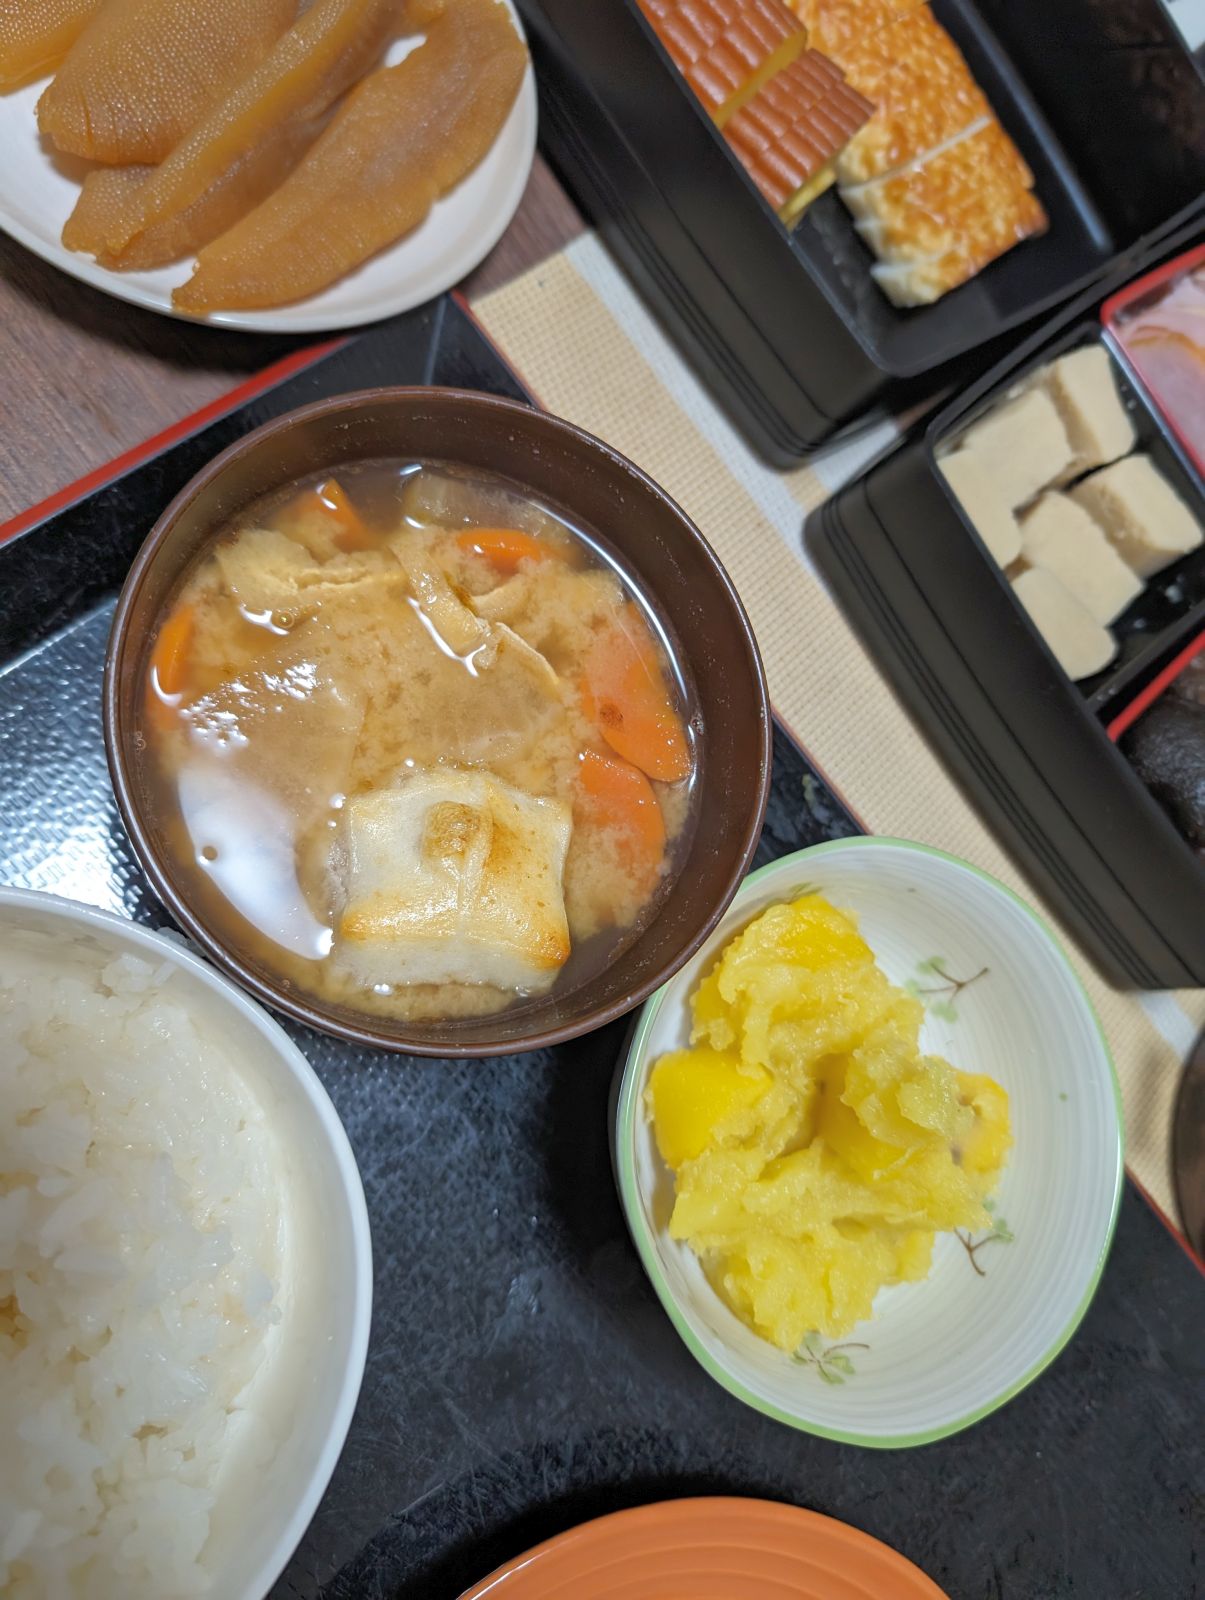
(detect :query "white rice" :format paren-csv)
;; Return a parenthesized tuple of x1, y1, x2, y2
(0, 926, 285, 1598)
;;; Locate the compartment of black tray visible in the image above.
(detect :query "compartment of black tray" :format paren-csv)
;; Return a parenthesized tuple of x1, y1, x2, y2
(808, 227, 1205, 988)
(932, 317, 1205, 722)
(1114, 630, 1205, 864)
(518, 0, 1205, 458)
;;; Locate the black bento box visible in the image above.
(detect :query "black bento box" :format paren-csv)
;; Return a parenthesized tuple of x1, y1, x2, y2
(517, 0, 1205, 460)
(809, 223, 1205, 990)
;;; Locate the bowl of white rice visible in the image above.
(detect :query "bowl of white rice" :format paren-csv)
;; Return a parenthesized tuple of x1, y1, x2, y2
(0, 888, 372, 1600)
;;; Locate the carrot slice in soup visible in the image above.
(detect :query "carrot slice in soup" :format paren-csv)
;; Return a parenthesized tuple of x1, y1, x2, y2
(318, 479, 373, 551)
(456, 527, 559, 571)
(285, 478, 373, 551)
(582, 609, 691, 782)
(146, 603, 194, 728)
(575, 749, 666, 888)
(150, 604, 193, 697)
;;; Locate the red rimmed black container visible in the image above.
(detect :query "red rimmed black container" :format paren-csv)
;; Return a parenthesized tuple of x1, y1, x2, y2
(1103, 243, 1205, 482)
(1111, 629, 1205, 868)
(809, 224, 1205, 988)
(517, 0, 1205, 459)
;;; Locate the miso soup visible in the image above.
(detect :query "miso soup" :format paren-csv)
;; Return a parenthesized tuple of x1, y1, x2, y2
(140, 460, 700, 1023)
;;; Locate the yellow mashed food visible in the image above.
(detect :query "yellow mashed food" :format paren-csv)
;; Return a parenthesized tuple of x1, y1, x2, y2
(646, 894, 1011, 1350)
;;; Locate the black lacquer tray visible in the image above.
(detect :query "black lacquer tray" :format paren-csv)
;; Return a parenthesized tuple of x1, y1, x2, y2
(518, 0, 1205, 458)
(0, 298, 1201, 1600)
(809, 222, 1205, 990)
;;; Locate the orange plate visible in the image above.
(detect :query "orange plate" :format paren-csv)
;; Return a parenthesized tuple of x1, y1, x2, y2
(458, 1497, 950, 1598)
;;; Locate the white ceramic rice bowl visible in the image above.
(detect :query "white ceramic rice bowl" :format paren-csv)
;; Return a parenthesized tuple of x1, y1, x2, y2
(0, 887, 372, 1596)
(614, 838, 1123, 1447)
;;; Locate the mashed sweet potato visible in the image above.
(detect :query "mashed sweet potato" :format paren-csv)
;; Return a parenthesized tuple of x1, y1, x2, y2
(647, 893, 1011, 1349)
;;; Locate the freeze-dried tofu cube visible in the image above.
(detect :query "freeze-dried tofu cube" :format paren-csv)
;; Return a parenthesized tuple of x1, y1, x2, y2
(1069, 456, 1204, 578)
(938, 449, 1022, 566)
(1011, 567, 1116, 680)
(1034, 346, 1136, 482)
(958, 389, 1073, 508)
(1019, 492, 1143, 624)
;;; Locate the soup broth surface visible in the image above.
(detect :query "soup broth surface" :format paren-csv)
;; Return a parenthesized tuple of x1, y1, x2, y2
(142, 460, 699, 1023)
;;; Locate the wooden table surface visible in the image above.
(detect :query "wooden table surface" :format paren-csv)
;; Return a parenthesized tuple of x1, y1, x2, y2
(0, 156, 585, 525)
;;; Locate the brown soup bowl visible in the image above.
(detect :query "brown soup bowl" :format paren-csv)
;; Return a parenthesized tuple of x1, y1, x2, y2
(104, 387, 771, 1056)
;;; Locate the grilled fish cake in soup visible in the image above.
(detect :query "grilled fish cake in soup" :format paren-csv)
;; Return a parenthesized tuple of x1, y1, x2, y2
(142, 460, 698, 1022)
(337, 770, 573, 993)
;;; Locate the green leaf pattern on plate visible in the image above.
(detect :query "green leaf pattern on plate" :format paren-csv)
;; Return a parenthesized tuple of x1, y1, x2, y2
(906, 955, 989, 1022)
(956, 1203, 1016, 1275)
(793, 1332, 869, 1385)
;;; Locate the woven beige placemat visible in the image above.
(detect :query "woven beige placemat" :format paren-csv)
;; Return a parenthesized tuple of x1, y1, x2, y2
(472, 234, 1205, 1228)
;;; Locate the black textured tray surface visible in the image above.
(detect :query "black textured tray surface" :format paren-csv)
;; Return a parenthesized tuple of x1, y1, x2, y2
(0, 300, 1201, 1600)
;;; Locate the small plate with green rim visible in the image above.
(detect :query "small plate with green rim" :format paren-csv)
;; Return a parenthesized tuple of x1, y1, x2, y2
(612, 837, 1124, 1448)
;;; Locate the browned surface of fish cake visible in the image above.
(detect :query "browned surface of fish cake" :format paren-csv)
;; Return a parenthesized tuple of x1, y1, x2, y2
(786, 0, 923, 56)
(852, 118, 1046, 304)
(832, 7, 989, 184)
(724, 50, 873, 209)
(635, 0, 806, 125)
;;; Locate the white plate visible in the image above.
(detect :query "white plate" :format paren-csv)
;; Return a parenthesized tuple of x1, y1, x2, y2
(615, 838, 1124, 1447)
(0, 9, 536, 333)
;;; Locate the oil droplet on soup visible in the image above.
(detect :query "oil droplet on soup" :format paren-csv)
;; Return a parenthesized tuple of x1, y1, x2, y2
(141, 461, 700, 1023)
